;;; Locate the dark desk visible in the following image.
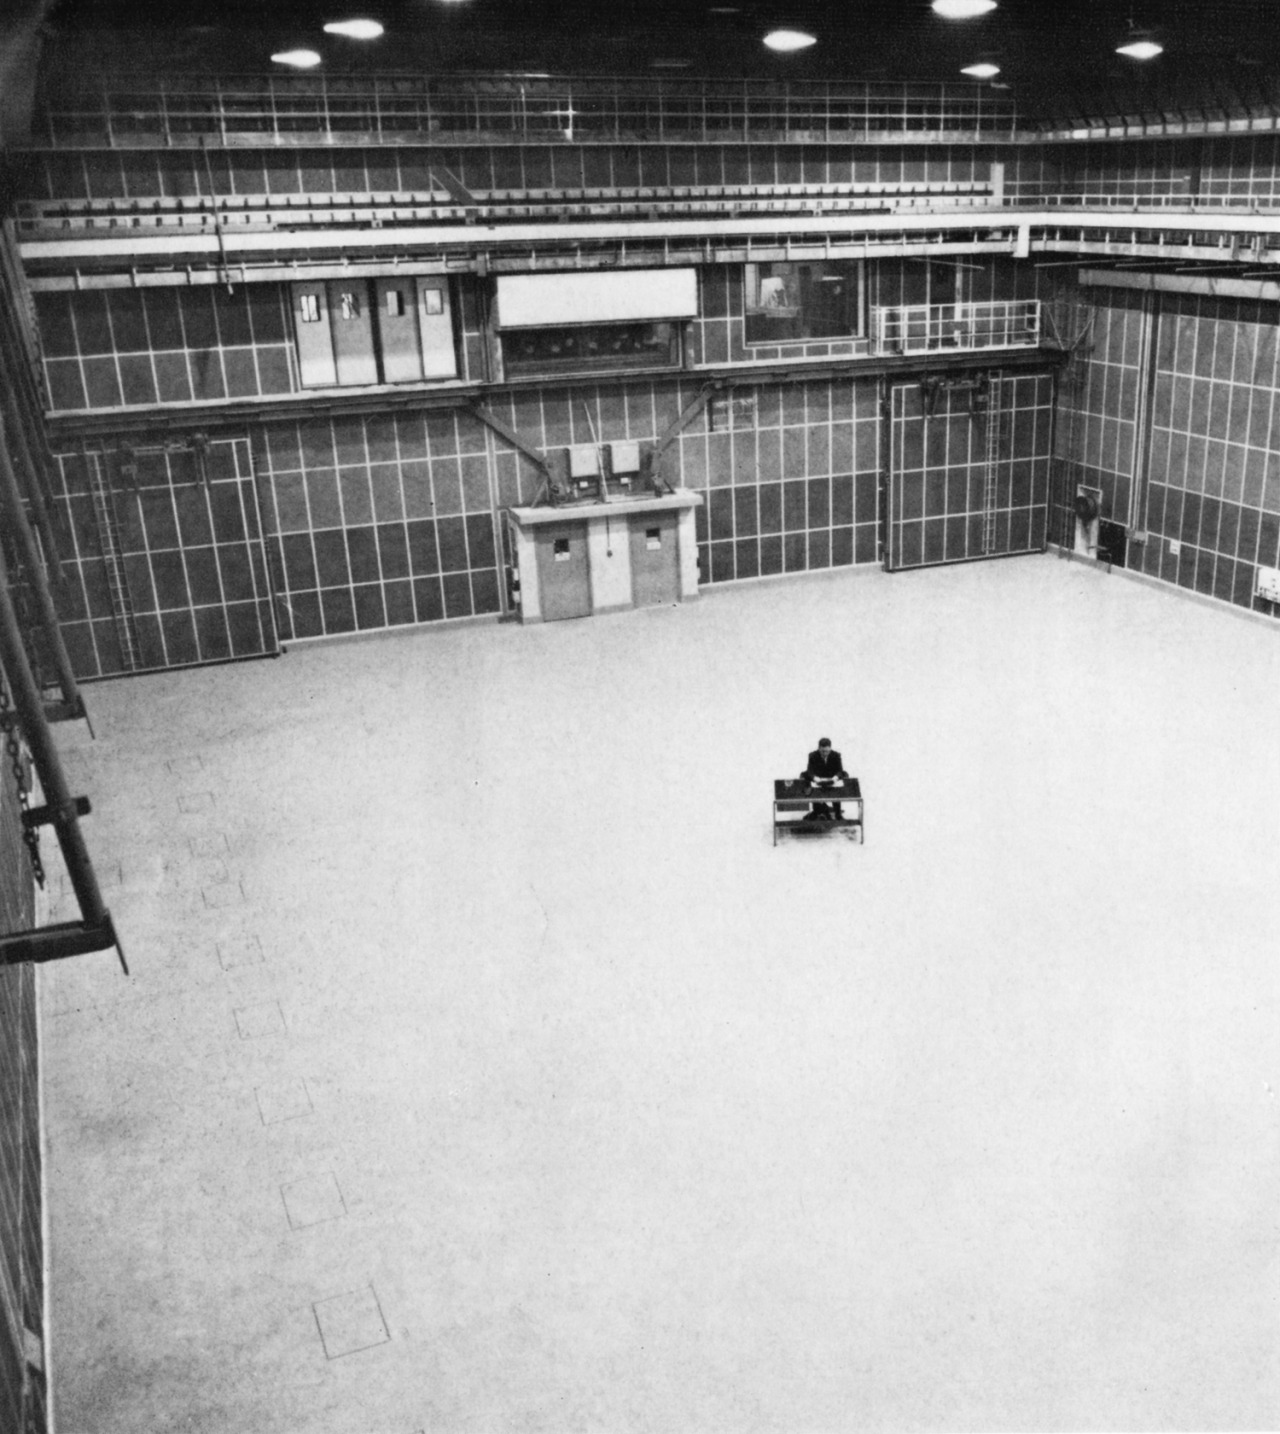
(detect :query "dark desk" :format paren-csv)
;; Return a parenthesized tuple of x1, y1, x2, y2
(773, 777, 864, 845)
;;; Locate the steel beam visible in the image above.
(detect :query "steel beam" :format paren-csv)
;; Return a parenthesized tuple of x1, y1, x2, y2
(0, 413, 87, 722)
(0, 384, 65, 579)
(1077, 267, 1280, 300)
(0, 537, 124, 973)
(19, 208, 1280, 270)
(471, 404, 550, 475)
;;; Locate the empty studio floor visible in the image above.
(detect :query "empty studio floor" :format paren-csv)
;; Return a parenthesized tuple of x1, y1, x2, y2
(38, 554, 1280, 1433)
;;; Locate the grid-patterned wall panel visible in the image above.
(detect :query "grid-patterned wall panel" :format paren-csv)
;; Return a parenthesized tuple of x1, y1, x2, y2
(696, 265, 866, 367)
(1011, 136, 1280, 207)
(887, 371, 1054, 569)
(696, 257, 1034, 369)
(252, 410, 503, 640)
(50, 438, 279, 679)
(1045, 283, 1146, 542)
(686, 377, 882, 583)
(253, 377, 886, 640)
(46, 371, 895, 670)
(35, 287, 297, 411)
(32, 261, 1033, 415)
(0, 760, 45, 1434)
(1046, 282, 1280, 621)
(1142, 292, 1280, 612)
(35, 280, 485, 413)
(14, 143, 1005, 203)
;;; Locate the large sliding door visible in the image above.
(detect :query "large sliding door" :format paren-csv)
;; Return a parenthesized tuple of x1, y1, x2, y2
(52, 435, 279, 678)
(886, 372, 1054, 571)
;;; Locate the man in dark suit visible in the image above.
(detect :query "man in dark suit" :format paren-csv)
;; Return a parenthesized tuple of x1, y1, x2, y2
(801, 737, 848, 819)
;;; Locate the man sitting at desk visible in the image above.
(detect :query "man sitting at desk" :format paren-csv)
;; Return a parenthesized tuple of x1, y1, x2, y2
(801, 737, 849, 820)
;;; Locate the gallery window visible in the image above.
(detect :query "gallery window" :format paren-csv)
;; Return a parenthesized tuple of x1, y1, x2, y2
(744, 261, 864, 345)
(501, 321, 681, 379)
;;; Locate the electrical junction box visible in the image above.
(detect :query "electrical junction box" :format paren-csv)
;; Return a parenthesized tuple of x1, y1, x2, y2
(610, 440, 642, 475)
(1256, 565, 1280, 602)
(568, 445, 600, 479)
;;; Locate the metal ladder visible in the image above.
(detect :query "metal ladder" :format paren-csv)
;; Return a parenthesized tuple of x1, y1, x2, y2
(86, 450, 141, 671)
(981, 376, 1002, 555)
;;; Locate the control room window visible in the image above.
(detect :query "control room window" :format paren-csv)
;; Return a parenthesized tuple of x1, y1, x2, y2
(501, 321, 681, 379)
(744, 261, 864, 345)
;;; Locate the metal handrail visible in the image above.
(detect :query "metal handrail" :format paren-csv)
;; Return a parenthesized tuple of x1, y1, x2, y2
(31, 73, 1022, 148)
(874, 299, 1042, 355)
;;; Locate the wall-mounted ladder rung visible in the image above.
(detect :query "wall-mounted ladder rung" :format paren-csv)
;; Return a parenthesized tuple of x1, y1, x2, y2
(982, 377, 1002, 554)
(85, 454, 141, 671)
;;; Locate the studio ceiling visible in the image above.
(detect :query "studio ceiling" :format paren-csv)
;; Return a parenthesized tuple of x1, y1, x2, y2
(23, 0, 1280, 116)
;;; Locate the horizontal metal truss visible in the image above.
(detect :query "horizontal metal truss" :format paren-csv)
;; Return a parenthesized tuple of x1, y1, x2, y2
(14, 180, 1000, 239)
(43, 346, 1060, 442)
(20, 210, 1280, 288)
(1035, 113, 1280, 145)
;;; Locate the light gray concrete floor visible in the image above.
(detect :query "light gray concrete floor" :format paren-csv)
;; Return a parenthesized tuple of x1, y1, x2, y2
(39, 554, 1280, 1433)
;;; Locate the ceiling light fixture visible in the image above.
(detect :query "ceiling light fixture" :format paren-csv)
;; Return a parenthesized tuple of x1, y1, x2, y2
(271, 48, 322, 67)
(961, 61, 1000, 78)
(323, 19, 384, 39)
(763, 28, 817, 52)
(932, 0, 997, 18)
(651, 58, 693, 68)
(1116, 36, 1163, 59)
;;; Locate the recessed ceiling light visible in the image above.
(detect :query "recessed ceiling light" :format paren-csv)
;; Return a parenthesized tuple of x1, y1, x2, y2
(763, 28, 817, 52)
(271, 48, 322, 67)
(932, 0, 997, 17)
(1116, 38, 1163, 59)
(651, 58, 692, 68)
(961, 62, 1000, 78)
(323, 19, 384, 39)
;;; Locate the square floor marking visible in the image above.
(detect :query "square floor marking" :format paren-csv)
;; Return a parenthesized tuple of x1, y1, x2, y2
(188, 833, 230, 858)
(313, 1286, 389, 1360)
(282, 1172, 347, 1230)
(219, 935, 264, 971)
(166, 754, 204, 774)
(234, 1001, 285, 1039)
(203, 880, 245, 909)
(254, 1078, 311, 1125)
(177, 792, 215, 814)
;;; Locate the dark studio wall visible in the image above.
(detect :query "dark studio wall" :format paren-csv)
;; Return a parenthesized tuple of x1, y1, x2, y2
(16, 85, 1280, 683)
(0, 759, 46, 1434)
(1047, 277, 1280, 618)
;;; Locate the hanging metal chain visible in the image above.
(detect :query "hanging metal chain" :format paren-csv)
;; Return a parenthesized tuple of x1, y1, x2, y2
(0, 677, 45, 888)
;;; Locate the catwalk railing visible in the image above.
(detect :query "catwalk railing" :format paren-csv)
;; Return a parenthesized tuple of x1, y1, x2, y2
(873, 299, 1042, 356)
(28, 74, 1022, 148)
(12, 180, 1001, 237)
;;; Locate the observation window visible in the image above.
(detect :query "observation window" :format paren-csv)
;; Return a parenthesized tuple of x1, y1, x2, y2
(502, 321, 680, 379)
(744, 261, 864, 345)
